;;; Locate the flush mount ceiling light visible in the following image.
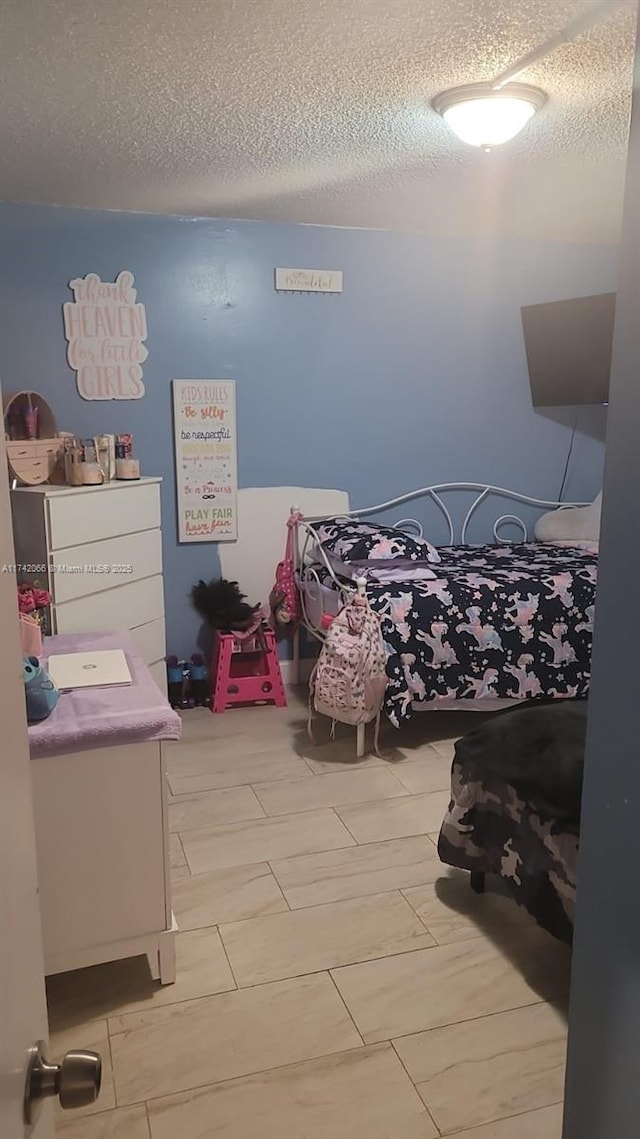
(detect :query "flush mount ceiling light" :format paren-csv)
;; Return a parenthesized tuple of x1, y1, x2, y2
(432, 83, 548, 150)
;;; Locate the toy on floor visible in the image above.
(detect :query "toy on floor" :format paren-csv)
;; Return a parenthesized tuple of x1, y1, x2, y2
(189, 653, 210, 706)
(165, 656, 195, 709)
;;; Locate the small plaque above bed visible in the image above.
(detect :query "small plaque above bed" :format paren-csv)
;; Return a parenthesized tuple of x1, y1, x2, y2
(275, 268, 343, 294)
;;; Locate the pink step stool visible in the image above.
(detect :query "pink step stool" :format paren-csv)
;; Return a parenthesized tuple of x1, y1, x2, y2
(211, 626, 287, 713)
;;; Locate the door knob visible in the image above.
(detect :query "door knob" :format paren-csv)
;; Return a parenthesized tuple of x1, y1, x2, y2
(24, 1040, 102, 1125)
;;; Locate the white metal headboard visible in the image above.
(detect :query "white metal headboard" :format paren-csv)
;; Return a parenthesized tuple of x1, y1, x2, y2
(293, 483, 588, 643)
(298, 482, 586, 546)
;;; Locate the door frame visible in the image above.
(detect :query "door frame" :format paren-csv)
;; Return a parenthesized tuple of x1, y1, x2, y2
(563, 7, 640, 1137)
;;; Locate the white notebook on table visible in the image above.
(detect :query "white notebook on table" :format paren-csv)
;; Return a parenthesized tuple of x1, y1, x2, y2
(47, 649, 132, 691)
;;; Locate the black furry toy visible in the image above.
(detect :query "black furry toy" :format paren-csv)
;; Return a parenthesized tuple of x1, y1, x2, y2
(191, 577, 260, 632)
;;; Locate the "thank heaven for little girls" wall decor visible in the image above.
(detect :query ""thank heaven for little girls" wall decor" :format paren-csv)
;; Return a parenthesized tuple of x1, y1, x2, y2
(62, 271, 148, 400)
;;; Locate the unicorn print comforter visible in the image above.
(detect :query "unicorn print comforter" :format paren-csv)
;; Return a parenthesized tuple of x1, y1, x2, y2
(316, 543, 597, 727)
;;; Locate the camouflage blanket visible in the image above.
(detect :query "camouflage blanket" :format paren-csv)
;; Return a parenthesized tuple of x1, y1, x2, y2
(437, 702, 586, 943)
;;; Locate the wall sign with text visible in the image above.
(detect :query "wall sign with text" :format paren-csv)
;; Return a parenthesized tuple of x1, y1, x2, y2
(63, 271, 148, 400)
(275, 267, 343, 293)
(173, 379, 238, 543)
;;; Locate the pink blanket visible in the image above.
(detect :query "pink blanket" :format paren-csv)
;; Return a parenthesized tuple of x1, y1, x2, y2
(29, 630, 182, 759)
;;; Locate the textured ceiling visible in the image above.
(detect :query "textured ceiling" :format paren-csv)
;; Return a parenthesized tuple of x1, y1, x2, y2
(0, 0, 636, 242)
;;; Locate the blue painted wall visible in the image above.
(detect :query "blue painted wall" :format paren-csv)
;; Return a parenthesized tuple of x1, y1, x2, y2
(0, 203, 616, 655)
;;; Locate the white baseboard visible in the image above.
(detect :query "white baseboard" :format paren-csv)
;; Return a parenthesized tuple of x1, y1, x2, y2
(279, 657, 315, 686)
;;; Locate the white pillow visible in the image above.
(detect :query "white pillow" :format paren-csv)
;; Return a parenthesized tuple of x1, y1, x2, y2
(535, 492, 602, 545)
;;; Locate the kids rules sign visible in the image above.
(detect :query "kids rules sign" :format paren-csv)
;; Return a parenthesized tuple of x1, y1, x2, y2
(63, 271, 148, 400)
(173, 380, 238, 543)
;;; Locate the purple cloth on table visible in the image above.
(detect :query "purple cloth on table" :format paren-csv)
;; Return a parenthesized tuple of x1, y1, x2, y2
(28, 630, 182, 759)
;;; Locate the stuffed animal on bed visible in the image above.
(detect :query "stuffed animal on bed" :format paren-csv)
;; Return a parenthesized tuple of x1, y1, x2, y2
(534, 492, 601, 550)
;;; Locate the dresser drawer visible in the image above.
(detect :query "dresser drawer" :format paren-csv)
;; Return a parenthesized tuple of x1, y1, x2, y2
(7, 443, 37, 460)
(8, 439, 64, 486)
(32, 440, 62, 458)
(52, 530, 162, 604)
(54, 574, 165, 635)
(129, 617, 166, 665)
(47, 482, 161, 550)
(7, 439, 61, 459)
(10, 457, 49, 484)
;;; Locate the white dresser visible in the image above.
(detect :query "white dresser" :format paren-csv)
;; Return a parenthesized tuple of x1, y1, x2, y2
(28, 629, 179, 985)
(10, 478, 167, 691)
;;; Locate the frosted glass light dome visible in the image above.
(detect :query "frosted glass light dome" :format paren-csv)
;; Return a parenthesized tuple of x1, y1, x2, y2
(432, 83, 547, 149)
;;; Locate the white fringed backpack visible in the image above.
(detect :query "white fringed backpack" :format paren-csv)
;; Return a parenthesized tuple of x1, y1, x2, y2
(308, 590, 387, 751)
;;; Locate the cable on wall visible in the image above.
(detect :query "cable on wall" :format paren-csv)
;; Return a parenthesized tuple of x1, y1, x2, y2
(558, 407, 581, 502)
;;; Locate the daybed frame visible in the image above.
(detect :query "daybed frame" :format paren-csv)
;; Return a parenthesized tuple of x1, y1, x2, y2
(293, 483, 586, 756)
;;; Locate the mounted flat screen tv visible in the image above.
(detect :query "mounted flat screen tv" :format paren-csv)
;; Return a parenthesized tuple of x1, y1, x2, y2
(521, 292, 615, 406)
